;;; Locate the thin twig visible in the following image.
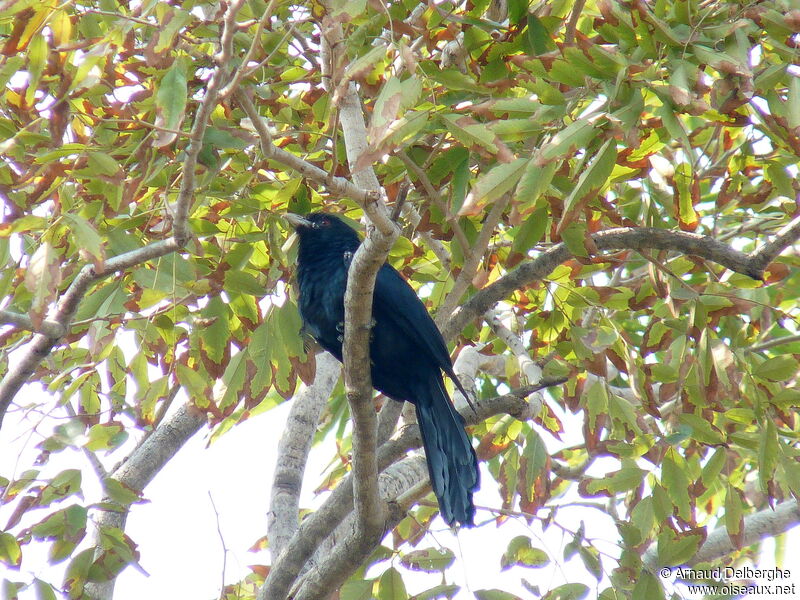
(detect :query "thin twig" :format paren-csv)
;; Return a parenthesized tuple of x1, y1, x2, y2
(172, 0, 246, 245)
(219, 0, 277, 98)
(208, 491, 229, 600)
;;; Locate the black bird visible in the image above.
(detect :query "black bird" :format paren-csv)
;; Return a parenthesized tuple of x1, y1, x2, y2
(285, 212, 479, 527)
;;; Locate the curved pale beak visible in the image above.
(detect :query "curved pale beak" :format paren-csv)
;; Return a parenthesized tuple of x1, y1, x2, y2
(283, 213, 312, 229)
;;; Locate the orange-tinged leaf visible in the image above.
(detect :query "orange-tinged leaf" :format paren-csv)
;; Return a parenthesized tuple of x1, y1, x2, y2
(763, 261, 789, 283)
(16, 4, 53, 53)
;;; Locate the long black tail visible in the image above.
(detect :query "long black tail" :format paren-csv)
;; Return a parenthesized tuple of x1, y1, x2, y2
(414, 374, 479, 527)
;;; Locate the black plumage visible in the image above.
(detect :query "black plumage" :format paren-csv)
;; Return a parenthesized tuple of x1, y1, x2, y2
(286, 212, 479, 527)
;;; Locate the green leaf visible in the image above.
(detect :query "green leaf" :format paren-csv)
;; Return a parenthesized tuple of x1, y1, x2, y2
(154, 60, 188, 147)
(656, 528, 704, 566)
(340, 579, 372, 600)
(63, 548, 94, 599)
(25, 240, 62, 328)
(758, 419, 779, 493)
(84, 423, 128, 451)
(412, 584, 460, 600)
(608, 393, 641, 434)
(787, 76, 800, 130)
(0, 532, 21, 567)
(344, 45, 386, 81)
(40, 469, 82, 506)
(153, 8, 192, 53)
(102, 478, 143, 506)
(630, 496, 655, 541)
(510, 206, 548, 257)
(674, 162, 697, 230)
(724, 484, 744, 542)
(371, 77, 403, 131)
(203, 127, 249, 151)
(501, 536, 549, 570)
(586, 381, 608, 432)
(631, 573, 664, 600)
(219, 350, 248, 411)
(33, 578, 58, 600)
(461, 158, 527, 215)
(753, 356, 796, 381)
(224, 270, 265, 296)
(475, 590, 524, 600)
(585, 465, 646, 495)
(421, 64, 486, 93)
(560, 139, 617, 230)
(400, 547, 455, 572)
(679, 413, 725, 445)
(526, 15, 554, 55)
(700, 447, 727, 487)
(542, 583, 590, 600)
(661, 450, 690, 521)
(199, 296, 230, 369)
(515, 159, 557, 206)
(63, 213, 104, 267)
(30, 505, 88, 564)
(441, 114, 498, 153)
(539, 118, 601, 162)
(0, 56, 24, 89)
(376, 567, 407, 600)
(451, 151, 470, 214)
(87, 152, 120, 176)
(26, 34, 47, 103)
(2, 579, 22, 600)
(176, 363, 211, 406)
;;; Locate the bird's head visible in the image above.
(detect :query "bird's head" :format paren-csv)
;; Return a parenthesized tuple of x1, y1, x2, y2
(284, 212, 361, 253)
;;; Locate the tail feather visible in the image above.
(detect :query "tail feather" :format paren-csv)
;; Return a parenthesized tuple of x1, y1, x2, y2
(414, 375, 479, 527)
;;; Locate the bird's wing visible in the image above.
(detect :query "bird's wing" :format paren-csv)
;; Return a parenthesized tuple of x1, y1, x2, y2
(372, 263, 454, 372)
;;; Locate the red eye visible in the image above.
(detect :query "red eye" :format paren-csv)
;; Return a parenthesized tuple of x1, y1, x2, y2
(319, 217, 330, 227)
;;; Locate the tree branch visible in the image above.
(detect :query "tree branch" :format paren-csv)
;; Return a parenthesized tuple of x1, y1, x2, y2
(257, 377, 564, 600)
(643, 499, 800, 573)
(436, 194, 509, 325)
(0, 0, 255, 431)
(83, 402, 207, 600)
(234, 89, 374, 205)
(261, 217, 799, 597)
(259, 16, 398, 600)
(747, 213, 800, 274)
(442, 226, 788, 341)
(324, 16, 397, 587)
(172, 0, 245, 246)
(268, 352, 341, 561)
(0, 309, 66, 337)
(749, 332, 800, 353)
(0, 238, 179, 430)
(291, 457, 429, 600)
(218, 0, 277, 99)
